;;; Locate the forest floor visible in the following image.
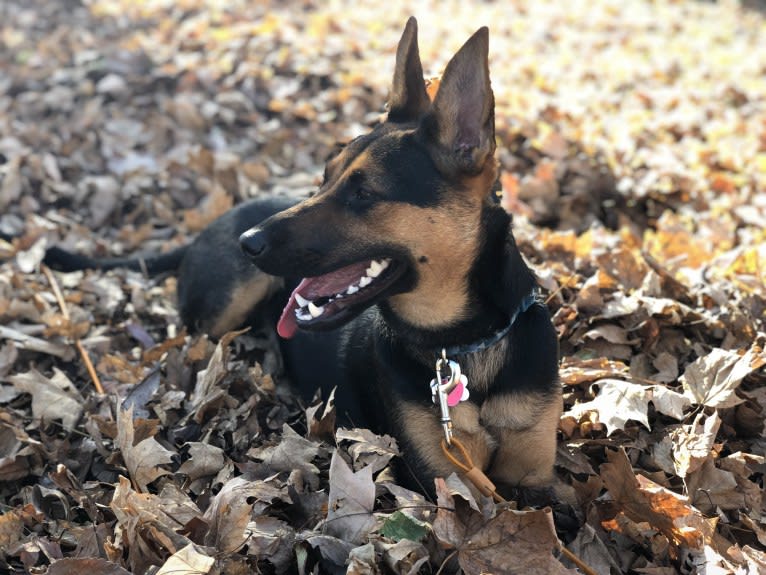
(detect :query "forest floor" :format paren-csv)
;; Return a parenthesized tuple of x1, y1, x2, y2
(1, 0, 765, 573)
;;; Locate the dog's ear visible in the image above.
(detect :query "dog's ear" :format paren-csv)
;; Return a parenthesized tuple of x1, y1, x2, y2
(388, 17, 430, 123)
(425, 27, 495, 174)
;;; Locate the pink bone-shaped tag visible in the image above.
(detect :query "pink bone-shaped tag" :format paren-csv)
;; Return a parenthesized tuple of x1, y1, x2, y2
(446, 374, 470, 407)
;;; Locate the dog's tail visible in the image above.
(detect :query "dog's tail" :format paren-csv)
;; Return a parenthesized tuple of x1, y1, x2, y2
(43, 244, 189, 276)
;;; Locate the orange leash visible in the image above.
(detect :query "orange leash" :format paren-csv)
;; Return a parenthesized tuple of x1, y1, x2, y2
(441, 438, 597, 575)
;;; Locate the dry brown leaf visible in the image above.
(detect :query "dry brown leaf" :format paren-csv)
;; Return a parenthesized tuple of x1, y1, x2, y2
(649, 385, 691, 420)
(46, 558, 132, 575)
(0, 507, 24, 550)
(245, 516, 295, 570)
(559, 357, 630, 387)
(681, 338, 766, 408)
(155, 543, 214, 575)
(600, 448, 716, 552)
(566, 378, 651, 435)
(9, 369, 83, 430)
(202, 475, 284, 552)
(110, 476, 192, 574)
(177, 442, 226, 483)
(432, 478, 575, 574)
(670, 412, 721, 478)
(116, 406, 175, 491)
(248, 424, 320, 477)
(336, 427, 399, 474)
(324, 450, 376, 545)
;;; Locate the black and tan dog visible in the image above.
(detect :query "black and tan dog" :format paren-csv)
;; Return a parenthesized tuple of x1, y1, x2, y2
(46, 18, 561, 501)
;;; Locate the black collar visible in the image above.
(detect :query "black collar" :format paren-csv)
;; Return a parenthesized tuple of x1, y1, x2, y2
(439, 289, 539, 357)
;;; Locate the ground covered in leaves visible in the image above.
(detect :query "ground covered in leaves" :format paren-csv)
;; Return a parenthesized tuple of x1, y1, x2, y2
(1, 0, 765, 573)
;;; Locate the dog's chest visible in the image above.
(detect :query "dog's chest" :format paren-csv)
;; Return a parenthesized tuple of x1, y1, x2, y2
(453, 339, 509, 395)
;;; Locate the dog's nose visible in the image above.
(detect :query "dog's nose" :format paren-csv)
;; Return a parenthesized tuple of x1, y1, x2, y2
(239, 228, 268, 259)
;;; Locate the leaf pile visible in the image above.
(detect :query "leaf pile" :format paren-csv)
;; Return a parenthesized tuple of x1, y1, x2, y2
(1, 0, 765, 574)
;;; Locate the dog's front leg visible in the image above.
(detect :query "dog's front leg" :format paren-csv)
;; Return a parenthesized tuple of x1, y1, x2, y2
(480, 391, 562, 504)
(398, 401, 496, 495)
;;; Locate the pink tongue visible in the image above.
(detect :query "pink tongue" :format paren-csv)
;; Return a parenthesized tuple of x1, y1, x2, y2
(276, 261, 372, 339)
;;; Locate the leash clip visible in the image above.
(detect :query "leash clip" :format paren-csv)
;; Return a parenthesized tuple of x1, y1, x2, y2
(430, 349, 469, 446)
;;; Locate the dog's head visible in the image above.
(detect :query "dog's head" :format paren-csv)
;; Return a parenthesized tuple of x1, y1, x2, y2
(240, 18, 499, 338)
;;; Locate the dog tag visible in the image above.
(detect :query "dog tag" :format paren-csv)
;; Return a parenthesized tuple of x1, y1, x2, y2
(446, 374, 469, 407)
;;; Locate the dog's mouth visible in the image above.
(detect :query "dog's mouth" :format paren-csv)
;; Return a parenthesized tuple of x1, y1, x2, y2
(277, 257, 405, 338)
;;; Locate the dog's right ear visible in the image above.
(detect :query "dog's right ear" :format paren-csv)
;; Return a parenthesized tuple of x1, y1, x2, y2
(387, 17, 430, 123)
(423, 27, 495, 175)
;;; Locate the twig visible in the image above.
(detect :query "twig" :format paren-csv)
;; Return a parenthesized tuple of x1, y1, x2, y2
(435, 550, 458, 575)
(41, 264, 105, 394)
(545, 272, 578, 305)
(559, 545, 598, 575)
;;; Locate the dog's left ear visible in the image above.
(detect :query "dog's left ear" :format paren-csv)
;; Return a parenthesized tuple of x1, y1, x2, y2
(388, 17, 431, 123)
(425, 27, 495, 174)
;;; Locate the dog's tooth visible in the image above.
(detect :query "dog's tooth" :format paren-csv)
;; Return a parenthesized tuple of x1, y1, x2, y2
(378, 259, 389, 270)
(308, 301, 324, 318)
(295, 308, 311, 320)
(367, 260, 384, 277)
(347, 285, 359, 295)
(359, 276, 372, 288)
(295, 293, 310, 307)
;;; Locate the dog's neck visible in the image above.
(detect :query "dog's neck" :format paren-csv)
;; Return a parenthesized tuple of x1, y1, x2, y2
(377, 204, 537, 379)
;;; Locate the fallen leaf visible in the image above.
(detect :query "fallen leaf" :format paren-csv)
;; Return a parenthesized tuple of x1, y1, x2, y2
(599, 448, 716, 552)
(432, 478, 575, 574)
(203, 475, 284, 552)
(47, 558, 132, 575)
(116, 406, 175, 491)
(380, 511, 429, 542)
(566, 378, 651, 434)
(671, 412, 721, 478)
(9, 369, 82, 430)
(155, 543, 214, 575)
(324, 450, 376, 544)
(681, 338, 766, 408)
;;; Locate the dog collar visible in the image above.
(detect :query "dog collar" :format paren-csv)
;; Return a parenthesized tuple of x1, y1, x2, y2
(440, 288, 539, 357)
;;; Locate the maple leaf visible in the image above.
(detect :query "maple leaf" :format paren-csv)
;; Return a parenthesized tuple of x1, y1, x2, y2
(431, 478, 576, 574)
(681, 337, 766, 408)
(247, 424, 320, 477)
(323, 450, 376, 545)
(567, 378, 651, 435)
(599, 448, 716, 552)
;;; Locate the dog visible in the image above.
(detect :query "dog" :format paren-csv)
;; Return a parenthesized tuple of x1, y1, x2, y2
(45, 18, 561, 502)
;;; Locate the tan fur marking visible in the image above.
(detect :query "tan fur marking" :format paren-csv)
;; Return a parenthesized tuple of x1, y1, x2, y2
(377, 197, 482, 328)
(400, 401, 495, 481)
(481, 393, 562, 486)
(209, 272, 283, 339)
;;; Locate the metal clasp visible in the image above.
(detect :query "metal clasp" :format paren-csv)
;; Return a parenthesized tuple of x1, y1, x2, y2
(430, 349, 461, 446)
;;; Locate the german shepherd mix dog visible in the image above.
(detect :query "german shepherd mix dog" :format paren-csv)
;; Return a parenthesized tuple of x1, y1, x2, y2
(45, 18, 561, 502)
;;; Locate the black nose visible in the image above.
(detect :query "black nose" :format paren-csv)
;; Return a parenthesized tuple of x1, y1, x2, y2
(239, 228, 268, 259)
